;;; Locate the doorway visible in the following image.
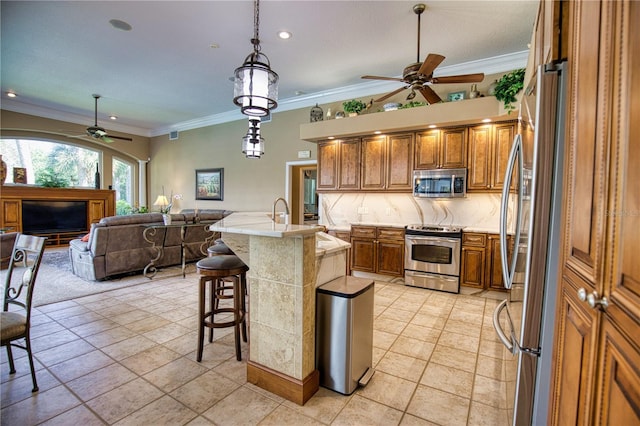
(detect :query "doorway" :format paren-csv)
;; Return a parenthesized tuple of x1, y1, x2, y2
(286, 161, 317, 225)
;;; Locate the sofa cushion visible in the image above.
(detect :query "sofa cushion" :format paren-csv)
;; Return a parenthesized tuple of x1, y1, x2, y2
(100, 213, 164, 226)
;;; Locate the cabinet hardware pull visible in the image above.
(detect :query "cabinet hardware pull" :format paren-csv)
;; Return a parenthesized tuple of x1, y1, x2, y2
(586, 291, 609, 310)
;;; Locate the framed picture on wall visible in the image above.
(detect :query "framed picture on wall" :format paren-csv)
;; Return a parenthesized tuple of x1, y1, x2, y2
(195, 168, 224, 200)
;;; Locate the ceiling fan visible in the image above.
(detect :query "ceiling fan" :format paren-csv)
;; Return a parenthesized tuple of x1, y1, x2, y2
(85, 94, 132, 143)
(362, 3, 484, 105)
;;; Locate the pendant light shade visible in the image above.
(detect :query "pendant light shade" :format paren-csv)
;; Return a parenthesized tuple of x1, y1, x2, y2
(233, 0, 278, 118)
(242, 118, 265, 159)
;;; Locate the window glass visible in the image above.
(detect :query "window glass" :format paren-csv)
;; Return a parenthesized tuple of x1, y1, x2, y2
(0, 138, 98, 187)
(112, 157, 135, 214)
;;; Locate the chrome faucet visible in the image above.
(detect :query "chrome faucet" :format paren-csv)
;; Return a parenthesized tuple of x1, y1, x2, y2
(272, 197, 290, 223)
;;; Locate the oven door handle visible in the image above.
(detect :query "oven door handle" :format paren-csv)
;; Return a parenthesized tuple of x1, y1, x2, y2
(406, 236, 460, 245)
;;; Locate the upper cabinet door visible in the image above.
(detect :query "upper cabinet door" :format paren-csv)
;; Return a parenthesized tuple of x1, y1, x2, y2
(414, 129, 440, 169)
(317, 140, 338, 190)
(386, 133, 414, 190)
(337, 138, 360, 190)
(467, 125, 492, 190)
(440, 127, 467, 169)
(361, 135, 386, 190)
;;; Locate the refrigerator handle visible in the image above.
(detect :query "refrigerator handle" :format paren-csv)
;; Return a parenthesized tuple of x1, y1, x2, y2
(492, 299, 517, 355)
(499, 134, 522, 289)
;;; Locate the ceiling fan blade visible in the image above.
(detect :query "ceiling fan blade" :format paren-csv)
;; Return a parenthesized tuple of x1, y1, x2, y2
(418, 86, 442, 105)
(105, 134, 133, 142)
(418, 54, 446, 77)
(375, 86, 408, 103)
(362, 75, 405, 82)
(431, 73, 485, 84)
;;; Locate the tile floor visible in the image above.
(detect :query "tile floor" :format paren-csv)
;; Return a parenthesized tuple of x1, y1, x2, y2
(1, 270, 511, 425)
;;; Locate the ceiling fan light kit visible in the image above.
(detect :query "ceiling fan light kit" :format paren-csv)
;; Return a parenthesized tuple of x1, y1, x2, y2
(362, 3, 484, 105)
(86, 94, 132, 143)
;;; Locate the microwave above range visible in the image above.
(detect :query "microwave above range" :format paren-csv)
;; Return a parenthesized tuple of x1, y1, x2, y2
(413, 168, 467, 198)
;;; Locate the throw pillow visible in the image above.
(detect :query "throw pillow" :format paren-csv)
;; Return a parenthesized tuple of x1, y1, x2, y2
(81, 233, 90, 242)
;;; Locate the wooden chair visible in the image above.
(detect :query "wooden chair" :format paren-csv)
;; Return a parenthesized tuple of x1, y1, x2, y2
(1, 234, 47, 392)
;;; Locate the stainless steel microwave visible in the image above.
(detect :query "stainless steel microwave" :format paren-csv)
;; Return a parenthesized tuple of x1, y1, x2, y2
(413, 168, 467, 198)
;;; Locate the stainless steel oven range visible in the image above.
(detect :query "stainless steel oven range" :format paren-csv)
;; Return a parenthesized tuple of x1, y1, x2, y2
(404, 224, 463, 293)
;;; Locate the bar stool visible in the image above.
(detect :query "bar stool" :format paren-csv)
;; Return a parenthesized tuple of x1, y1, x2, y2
(196, 255, 248, 362)
(206, 242, 236, 307)
(207, 242, 234, 257)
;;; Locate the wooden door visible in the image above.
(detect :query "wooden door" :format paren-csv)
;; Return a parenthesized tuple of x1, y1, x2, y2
(88, 200, 105, 224)
(377, 239, 405, 277)
(486, 234, 509, 291)
(361, 135, 386, 190)
(550, 1, 640, 424)
(492, 122, 517, 191)
(414, 129, 440, 169)
(317, 140, 338, 190)
(337, 138, 360, 190)
(386, 133, 414, 190)
(440, 127, 467, 169)
(461, 246, 486, 289)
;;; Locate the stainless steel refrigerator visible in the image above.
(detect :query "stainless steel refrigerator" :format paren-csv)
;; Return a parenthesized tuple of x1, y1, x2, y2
(493, 61, 567, 425)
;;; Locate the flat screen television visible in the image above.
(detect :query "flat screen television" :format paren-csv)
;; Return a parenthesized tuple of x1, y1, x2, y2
(21, 200, 88, 234)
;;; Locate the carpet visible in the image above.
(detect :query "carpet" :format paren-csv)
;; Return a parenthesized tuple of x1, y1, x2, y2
(3, 247, 188, 307)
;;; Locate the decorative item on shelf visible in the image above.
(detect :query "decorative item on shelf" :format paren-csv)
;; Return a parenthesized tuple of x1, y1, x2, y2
(447, 91, 466, 102)
(398, 100, 427, 109)
(335, 111, 345, 119)
(13, 167, 27, 184)
(469, 84, 480, 99)
(488, 80, 498, 96)
(326, 107, 333, 120)
(383, 102, 402, 111)
(310, 104, 323, 122)
(94, 163, 101, 189)
(493, 68, 526, 113)
(342, 99, 367, 117)
(232, 0, 278, 118)
(0, 155, 6, 185)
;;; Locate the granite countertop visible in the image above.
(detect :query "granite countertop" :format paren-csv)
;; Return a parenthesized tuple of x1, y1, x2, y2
(210, 212, 324, 238)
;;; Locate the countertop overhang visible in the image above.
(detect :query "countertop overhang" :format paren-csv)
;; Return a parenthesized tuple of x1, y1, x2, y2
(210, 212, 324, 238)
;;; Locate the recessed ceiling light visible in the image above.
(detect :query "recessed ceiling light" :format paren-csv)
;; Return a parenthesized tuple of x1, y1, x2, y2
(482, 118, 492, 123)
(6, 92, 17, 98)
(277, 31, 291, 40)
(109, 115, 117, 120)
(374, 131, 382, 134)
(294, 90, 305, 96)
(109, 19, 132, 31)
(328, 136, 335, 140)
(428, 124, 437, 129)
(210, 43, 220, 49)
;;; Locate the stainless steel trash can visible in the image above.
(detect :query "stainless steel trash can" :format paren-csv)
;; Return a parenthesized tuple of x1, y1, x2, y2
(316, 276, 375, 395)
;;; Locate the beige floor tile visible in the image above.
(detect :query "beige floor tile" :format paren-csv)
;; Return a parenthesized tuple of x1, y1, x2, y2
(406, 385, 470, 426)
(374, 317, 407, 334)
(36, 300, 79, 314)
(34, 339, 95, 367)
(83, 326, 138, 348)
(259, 404, 325, 425)
(201, 386, 279, 425)
(120, 344, 182, 375)
(282, 386, 351, 424)
(114, 394, 197, 426)
(31, 329, 81, 353)
(478, 338, 507, 359)
(399, 413, 440, 425)
(0, 385, 81, 425)
(468, 400, 510, 426)
(143, 357, 209, 392)
(378, 307, 416, 323)
(429, 345, 478, 374)
(66, 363, 137, 401)
(443, 319, 482, 338)
(389, 336, 435, 360)
(437, 330, 480, 353)
(69, 318, 119, 338)
(143, 322, 191, 344)
(331, 393, 404, 425)
(42, 304, 92, 321)
(48, 350, 114, 382)
(476, 354, 505, 380)
(86, 377, 164, 424)
(419, 362, 474, 398)
(29, 320, 66, 339)
(100, 335, 158, 361)
(373, 329, 399, 350)
(448, 309, 485, 325)
(357, 370, 418, 411)
(472, 375, 508, 409)
(123, 315, 171, 333)
(170, 370, 241, 413)
(53, 311, 106, 329)
(39, 404, 105, 426)
(410, 312, 447, 330)
(375, 351, 427, 382)
(109, 308, 155, 326)
(162, 330, 201, 355)
(210, 355, 247, 385)
(1, 369, 60, 409)
(400, 323, 442, 343)
(185, 415, 215, 425)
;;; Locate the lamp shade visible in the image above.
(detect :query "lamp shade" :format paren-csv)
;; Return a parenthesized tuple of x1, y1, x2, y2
(153, 195, 169, 207)
(233, 51, 279, 117)
(242, 118, 264, 159)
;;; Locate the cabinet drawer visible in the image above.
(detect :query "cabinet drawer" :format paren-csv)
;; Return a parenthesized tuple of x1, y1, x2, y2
(462, 232, 487, 247)
(351, 226, 376, 239)
(377, 227, 405, 240)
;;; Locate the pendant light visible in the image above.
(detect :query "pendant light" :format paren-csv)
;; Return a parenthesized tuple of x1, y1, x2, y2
(242, 118, 265, 159)
(233, 0, 278, 118)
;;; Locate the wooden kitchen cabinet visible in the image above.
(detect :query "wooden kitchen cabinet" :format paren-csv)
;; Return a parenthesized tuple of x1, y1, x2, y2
(414, 127, 467, 170)
(361, 132, 414, 191)
(350, 225, 404, 277)
(467, 122, 517, 192)
(327, 229, 351, 275)
(460, 232, 487, 289)
(486, 233, 513, 291)
(317, 138, 360, 190)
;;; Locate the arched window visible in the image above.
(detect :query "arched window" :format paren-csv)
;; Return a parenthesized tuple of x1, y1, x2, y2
(1, 138, 99, 187)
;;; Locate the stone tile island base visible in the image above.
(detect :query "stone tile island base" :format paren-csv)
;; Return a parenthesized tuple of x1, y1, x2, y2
(211, 212, 329, 405)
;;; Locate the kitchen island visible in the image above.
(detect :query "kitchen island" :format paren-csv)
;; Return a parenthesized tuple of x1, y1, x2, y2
(210, 212, 348, 405)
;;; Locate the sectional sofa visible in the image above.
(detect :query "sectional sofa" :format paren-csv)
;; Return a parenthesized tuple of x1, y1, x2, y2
(68, 209, 231, 281)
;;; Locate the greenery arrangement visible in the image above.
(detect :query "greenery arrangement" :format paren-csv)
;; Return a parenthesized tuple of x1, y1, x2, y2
(494, 68, 526, 113)
(399, 101, 427, 109)
(342, 99, 367, 115)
